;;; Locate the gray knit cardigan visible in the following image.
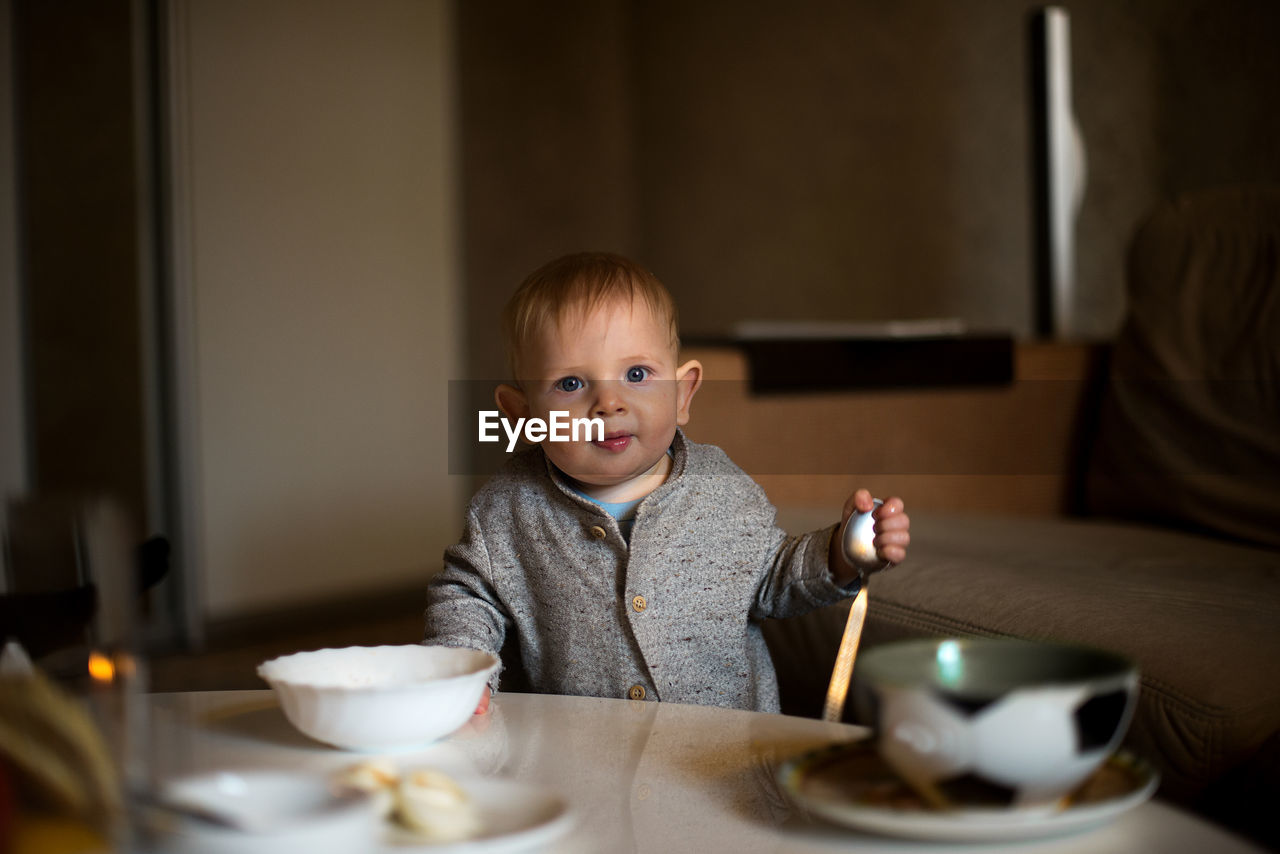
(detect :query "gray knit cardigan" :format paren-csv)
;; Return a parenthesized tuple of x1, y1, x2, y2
(423, 429, 854, 712)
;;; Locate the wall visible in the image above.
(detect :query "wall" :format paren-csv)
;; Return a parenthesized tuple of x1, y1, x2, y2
(456, 0, 639, 384)
(168, 0, 462, 621)
(0, 0, 23, 532)
(458, 0, 1280, 384)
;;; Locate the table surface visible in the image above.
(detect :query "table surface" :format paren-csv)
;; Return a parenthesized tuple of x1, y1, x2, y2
(143, 690, 1262, 854)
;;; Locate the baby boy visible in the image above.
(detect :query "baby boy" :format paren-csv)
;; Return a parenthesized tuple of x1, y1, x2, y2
(424, 252, 910, 714)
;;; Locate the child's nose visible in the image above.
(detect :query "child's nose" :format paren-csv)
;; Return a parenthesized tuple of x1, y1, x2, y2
(591, 381, 627, 415)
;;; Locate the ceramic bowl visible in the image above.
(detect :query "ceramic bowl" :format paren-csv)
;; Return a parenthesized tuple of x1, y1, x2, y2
(149, 770, 378, 854)
(257, 645, 499, 751)
(852, 637, 1138, 811)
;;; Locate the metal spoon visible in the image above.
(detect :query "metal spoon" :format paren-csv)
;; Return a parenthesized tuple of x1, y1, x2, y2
(821, 499, 890, 723)
(132, 786, 273, 832)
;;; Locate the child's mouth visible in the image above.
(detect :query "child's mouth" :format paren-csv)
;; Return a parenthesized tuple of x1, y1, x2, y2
(593, 433, 632, 453)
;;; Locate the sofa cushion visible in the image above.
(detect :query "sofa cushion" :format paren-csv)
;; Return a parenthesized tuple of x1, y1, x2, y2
(1086, 186, 1280, 548)
(764, 512, 1280, 816)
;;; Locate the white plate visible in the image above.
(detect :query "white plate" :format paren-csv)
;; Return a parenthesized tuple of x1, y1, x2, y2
(778, 741, 1158, 843)
(381, 776, 574, 852)
(150, 770, 380, 854)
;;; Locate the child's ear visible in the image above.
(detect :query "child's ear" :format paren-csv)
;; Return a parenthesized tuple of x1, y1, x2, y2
(494, 383, 530, 420)
(674, 359, 703, 426)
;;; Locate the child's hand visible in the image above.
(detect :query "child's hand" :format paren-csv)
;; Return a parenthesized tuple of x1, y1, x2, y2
(830, 489, 910, 585)
(473, 691, 491, 715)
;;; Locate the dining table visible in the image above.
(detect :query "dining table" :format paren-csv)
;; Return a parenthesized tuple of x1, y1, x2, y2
(137, 689, 1265, 853)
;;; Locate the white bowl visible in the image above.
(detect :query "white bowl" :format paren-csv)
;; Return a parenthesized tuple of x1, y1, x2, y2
(257, 645, 499, 751)
(151, 770, 379, 854)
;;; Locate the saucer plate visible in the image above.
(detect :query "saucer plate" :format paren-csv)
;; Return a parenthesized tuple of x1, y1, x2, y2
(778, 740, 1158, 843)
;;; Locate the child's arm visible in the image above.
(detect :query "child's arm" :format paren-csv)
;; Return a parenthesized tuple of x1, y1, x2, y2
(424, 510, 509, 715)
(828, 489, 910, 587)
(425, 568, 503, 715)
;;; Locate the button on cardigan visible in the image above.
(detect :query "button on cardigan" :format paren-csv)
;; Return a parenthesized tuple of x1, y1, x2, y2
(423, 429, 856, 712)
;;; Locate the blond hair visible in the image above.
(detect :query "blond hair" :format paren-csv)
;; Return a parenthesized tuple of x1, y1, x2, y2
(502, 252, 680, 380)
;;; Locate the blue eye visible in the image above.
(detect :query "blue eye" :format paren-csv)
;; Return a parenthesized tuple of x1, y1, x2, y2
(555, 376, 583, 393)
(625, 366, 649, 383)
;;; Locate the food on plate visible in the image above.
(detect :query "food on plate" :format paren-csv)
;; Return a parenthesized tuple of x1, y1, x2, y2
(334, 762, 481, 842)
(396, 768, 482, 842)
(334, 758, 398, 818)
